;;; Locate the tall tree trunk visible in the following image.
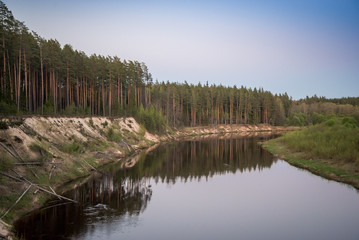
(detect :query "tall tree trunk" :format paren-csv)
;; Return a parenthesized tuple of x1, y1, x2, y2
(66, 62, 69, 107)
(24, 51, 28, 110)
(76, 77, 80, 107)
(102, 78, 105, 116)
(120, 76, 123, 107)
(109, 70, 112, 116)
(40, 45, 44, 114)
(2, 31, 5, 96)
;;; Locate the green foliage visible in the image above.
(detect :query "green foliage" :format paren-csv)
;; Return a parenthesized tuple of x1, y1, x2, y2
(286, 112, 308, 126)
(61, 103, 85, 116)
(101, 121, 108, 128)
(61, 141, 83, 154)
(0, 101, 17, 115)
(107, 127, 122, 142)
(0, 153, 14, 172)
(312, 113, 326, 125)
(324, 119, 336, 127)
(43, 100, 54, 115)
(342, 117, 358, 128)
(29, 142, 51, 160)
(139, 124, 146, 137)
(278, 117, 359, 164)
(136, 104, 166, 133)
(89, 119, 95, 128)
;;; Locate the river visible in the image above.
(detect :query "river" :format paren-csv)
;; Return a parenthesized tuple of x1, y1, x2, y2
(15, 135, 359, 240)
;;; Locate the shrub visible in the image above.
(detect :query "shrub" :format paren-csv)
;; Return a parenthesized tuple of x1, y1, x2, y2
(107, 127, 122, 142)
(61, 141, 83, 154)
(0, 101, 17, 115)
(324, 119, 336, 127)
(342, 117, 358, 128)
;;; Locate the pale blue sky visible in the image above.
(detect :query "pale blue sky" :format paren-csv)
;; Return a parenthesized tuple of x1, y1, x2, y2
(4, 0, 359, 99)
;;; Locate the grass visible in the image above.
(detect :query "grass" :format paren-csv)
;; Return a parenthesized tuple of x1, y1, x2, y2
(278, 118, 359, 164)
(107, 127, 122, 142)
(263, 117, 359, 189)
(0, 153, 14, 173)
(0, 188, 33, 224)
(60, 141, 84, 155)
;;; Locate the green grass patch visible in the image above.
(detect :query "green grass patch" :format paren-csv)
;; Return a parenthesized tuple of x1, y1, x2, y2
(107, 127, 122, 142)
(60, 141, 84, 155)
(0, 152, 14, 173)
(277, 117, 359, 164)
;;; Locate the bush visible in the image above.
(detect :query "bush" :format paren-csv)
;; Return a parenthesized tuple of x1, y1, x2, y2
(136, 104, 166, 133)
(61, 141, 83, 154)
(43, 100, 54, 115)
(0, 101, 17, 115)
(61, 103, 85, 115)
(325, 119, 336, 127)
(107, 127, 122, 142)
(342, 117, 358, 128)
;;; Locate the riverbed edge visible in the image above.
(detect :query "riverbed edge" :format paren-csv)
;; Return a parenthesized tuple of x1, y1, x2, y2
(262, 138, 359, 191)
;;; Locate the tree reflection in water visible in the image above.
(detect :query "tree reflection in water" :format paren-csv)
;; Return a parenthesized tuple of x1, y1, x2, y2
(15, 135, 277, 239)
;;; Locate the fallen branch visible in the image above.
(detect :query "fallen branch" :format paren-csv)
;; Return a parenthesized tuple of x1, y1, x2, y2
(10, 142, 39, 179)
(49, 165, 56, 180)
(82, 159, 106, 175)
(40, 201, 72, 211)
(36, 185, 78, 204)
(1, 184, 32, 219)
(82, 159, 96, 171)
(0, 171, 22, 182)
(122, 139, 135, 152)
(0, 142, 19, 160)
(49, 186, 61, 200)
(10, 169, 78, 204)
(14, 162, 43, 165)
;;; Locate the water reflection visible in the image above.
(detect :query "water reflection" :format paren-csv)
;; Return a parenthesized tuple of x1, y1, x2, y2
(15, 135, 276, 239)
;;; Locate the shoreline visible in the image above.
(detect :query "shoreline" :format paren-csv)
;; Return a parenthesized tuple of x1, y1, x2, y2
(262, 138, 359, 191)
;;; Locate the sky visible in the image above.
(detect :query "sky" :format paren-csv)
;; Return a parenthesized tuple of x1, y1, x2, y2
(4, 0, 359, 99)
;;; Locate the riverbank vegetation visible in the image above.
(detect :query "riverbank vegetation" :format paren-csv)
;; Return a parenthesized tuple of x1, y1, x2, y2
(263, 116, 359, 189)
(1, 1, 358, 130)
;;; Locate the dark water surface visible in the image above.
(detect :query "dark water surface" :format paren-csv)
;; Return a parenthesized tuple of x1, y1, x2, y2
(15, 135, 359, 240)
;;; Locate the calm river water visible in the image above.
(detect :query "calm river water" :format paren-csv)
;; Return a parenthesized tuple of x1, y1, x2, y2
(15, 135, 359, 240)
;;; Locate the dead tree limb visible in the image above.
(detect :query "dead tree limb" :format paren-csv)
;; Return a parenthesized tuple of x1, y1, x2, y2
(0, 184, 32, 219)
(10, 169, 78, 204)
(9, 142, 39, 179)
(15, 162, 43, 165)
(49, 186, 61, 200)
(0, 171, 22, 182)
(0, 142, 19, 160)
(49, 165, 56, 180)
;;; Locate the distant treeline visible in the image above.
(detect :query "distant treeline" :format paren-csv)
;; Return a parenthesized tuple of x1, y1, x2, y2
(0, 1, 358, 130)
